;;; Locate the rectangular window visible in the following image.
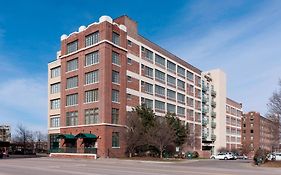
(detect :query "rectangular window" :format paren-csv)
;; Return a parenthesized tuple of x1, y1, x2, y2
(112, 108, 119, 124)
(142, 98, 153, 109)
(177, 106, 185, 116)
(85, 108, 99, 124)
(50, 66, 60, 78)
(50, 99, 60, 109)
(50, 116, 60, 128)
(67, 40, 78, 54)
(85, 51, 99, 66)
(66, 76, 78, 89)
(155, 100, 165, 111)
(177, 93, 185, 103)
(112, 32, 120, 45)
(144, 66, 153, 78)
(167, 75, 176, 85)
(112, 90, 119, 102)
(112, 52, 120, 65)
(128, 40, 132, 46)
(85, 70, 99, 85)
(167, 89, 176, 100)
(127, 76, 132, 82)
(144, 82, 153, 94)
(155, 54, 165, 66)
(85, 31, 99, 47)
(187, 70, 194, 81)
(112, 132, 120, 148)
(167, 103, 176, 113)
(155, 85, 165, 96)
(167, 60, 176, 72)
(66, 94, 78, 106)
(85, 89, 98, 103)
(155, 69, 165, 82)
(187, 97, 194, 107)
(50, 83, 60, 94)
(127, 57, 132, 64)
(112, 71, 120, 84)
(142, 47, 153, 61)
(177, 79, 185, 90)
(66, 111, 78, 126)
(67, 58, 78, 72)
(177, 66, 185, 77)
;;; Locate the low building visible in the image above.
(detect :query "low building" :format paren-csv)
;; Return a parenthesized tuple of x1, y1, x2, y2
(0, 125, 11, 142)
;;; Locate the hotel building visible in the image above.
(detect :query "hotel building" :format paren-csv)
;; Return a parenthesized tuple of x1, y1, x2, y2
(48, 15, 242, 157)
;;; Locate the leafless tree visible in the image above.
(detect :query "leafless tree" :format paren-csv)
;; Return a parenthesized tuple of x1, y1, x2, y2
(241, 141, 252, 155)
(147, 118, 176, 158)
(267, 79, 281, 149)
(13, 124, 33, 154)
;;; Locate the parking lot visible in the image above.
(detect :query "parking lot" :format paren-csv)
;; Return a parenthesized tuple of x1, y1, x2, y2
(0, 158, 280, 175)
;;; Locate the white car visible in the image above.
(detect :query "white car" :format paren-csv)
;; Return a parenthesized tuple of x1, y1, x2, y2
(268, 153, 281, 161)
(210, 152, 235, 160)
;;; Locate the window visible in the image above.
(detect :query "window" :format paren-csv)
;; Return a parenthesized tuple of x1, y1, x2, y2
(155, 100, 165, 111)
(167, 103, 176, 113)
(66, 111, 78, 126)
(155, 54, 165, 66)
(187, 109, 194, 117)
(112, 90, 119, 102)
(142, 47, 153, 61)
(85, 70, 99, 85)
(66, 76, 78, 89)
(177, 106, 185, 116)
(112, 108, 119, 124)
(155, 85, 165, 96)
(167, 75, 176, 85)
(144, 82, 153, 94)
(167, 60, 176, 72)
(67, 58, 78, 72)
(67, 40, 78, 54)
(167, 89, 176, 100)
(187, 70, 194, 81)
(177, 66, 185, 77)
(177, 79, 185, 90)
(66, 94, 78, 106)
(50, 116, 60, 128)
(85, 108, 99, 124)
(144, 66, 153, 78)
(128, 40, 132, 46)
(112, 52, 120, 65)
(112, 71, 120, 84)
(85, 89, 98, 103)
(50, 66, 60, 78)
(50, 99, 60, 109)
(85, 51, 99, 66)
(112, 132, 120, 148)
(251, 129, 254, 133)
(112, 32, 120, 45)
(85, 31, 99, 47)
(142, 98, 153, 109)
(127, 76, 132, 82)
(155, 69, 165, 82)
(187, 97, 194, 107)
(127, 58, 132, 64)
(177, 93, 185, 103)
(50, 83, 60, 94)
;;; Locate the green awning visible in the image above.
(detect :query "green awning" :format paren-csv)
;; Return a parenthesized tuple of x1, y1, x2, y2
(56, 134, 76, 139)
(75, 133, 97, 139)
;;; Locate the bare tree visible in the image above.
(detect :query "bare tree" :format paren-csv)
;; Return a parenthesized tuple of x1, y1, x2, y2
(267, 79, 281, 149)
(14, 124, 33, 154)
(34, 131, 47, 153)
(241, 141, 252, 155)
(147, 118, 176, 158)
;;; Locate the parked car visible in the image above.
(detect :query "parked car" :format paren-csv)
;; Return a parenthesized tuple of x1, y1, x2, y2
(210, 152, 235, 160)
(267, 153, 281, 161)
(236, 154, 248, 160)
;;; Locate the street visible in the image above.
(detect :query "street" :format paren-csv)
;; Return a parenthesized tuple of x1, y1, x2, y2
(0, 158, 280, 175)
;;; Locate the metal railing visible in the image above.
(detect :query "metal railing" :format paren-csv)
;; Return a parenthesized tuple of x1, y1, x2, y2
(49, 147, 97, 154)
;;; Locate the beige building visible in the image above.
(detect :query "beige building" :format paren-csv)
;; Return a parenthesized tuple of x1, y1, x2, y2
(0, 125, 11, 142)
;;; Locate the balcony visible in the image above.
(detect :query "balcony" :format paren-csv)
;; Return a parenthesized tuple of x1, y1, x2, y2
(211, 101, 216, 107)
(211, 134, 216, 141)
(202, 97, 208, 103)
(202, 108, 209, 114)
(202, 85, 208, 92)
(202, 133, 208, 140)
(211, 90, 216, 97)
(211, 111, 216, 117)
(202, 119, 209, 126)
(211, 121, 216, 128)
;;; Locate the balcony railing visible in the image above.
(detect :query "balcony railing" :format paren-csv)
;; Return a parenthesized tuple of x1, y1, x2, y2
(202, 133, 208, 140)
(211, 101, 216, 107)
(202, 85, 208, 92)
(202, 97, 208, 103)
(202, 119, 209, 126)
(49, 147, 97, 154)
(211, 134, 216, 141)
(211, 111, 216, 117)
(211, 122, 216, 128)
(211, 90, 216, 97)
(202, 108, 209, 114)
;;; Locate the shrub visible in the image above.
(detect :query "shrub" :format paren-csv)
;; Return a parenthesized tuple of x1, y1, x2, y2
(192, 151, 199, 158)
(253, 148, 268, 165)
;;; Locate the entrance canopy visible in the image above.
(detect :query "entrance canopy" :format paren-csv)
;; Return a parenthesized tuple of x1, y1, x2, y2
(56, 134, 76, 140)
(75, 133, 97, 139)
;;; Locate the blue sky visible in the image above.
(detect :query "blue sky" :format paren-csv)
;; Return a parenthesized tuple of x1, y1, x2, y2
(0, 0, 280, 134)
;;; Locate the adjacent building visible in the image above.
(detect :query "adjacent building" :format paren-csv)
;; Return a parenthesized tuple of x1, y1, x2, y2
(0, 125, 11, 142)
(242, 111, 278, 152)
(48, 15, 242, 157)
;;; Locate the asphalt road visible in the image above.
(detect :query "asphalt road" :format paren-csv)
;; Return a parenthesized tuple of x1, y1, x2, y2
(0, 158, 280, 175)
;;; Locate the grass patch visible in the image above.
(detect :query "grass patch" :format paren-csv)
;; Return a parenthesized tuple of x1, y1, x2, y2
(119, 156, 185, 162)
(261, 161, 281, 168)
